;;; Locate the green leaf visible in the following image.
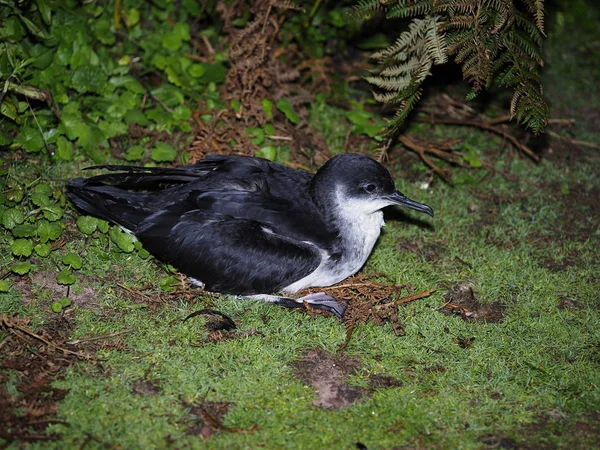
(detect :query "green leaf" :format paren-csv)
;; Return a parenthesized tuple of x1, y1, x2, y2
(31, 192, 52, 207)
(34, 243, 51, 257)
(134, 240, 150, 259)
(76, 215, 97, 235)
(199, 63, 226, 84)
(160, 275, 178, 292)
(463, 145, 482, 168)
(173, 105, 191, 122)
(246, 127, 265, 145)
(256, 146, 277, 161)
(124, 145, 145, 161)
(15, 126, 45, 152)
(34, 183, 52, 196)
(37, 0, 52, 25)
(2, 208, 25, 230)
(109, 227, 135, 253)
(42, 204, 63, 221)
(264, 123, 276, 136)
(189, 64, 205, 78)
(62, 253, 82, 270)
(37, 219, 62, 243)
(124, 110, 150, 126)
(12, 239, 33, 257)
(12, 261, 31, 275)
(125, 8, 140, 27)
(151, 142, 177, 162)
(53, 136, 72, 161)
(60, 297, 72, 307)
(56, 269, 77, 285)
(109, 76, 145, 94)
(93, 19, 115, 45)
(97, 219, 109, 234)
(261, 99, 273, 119)
(51, 301, 63, 313)
(162, 23, 190, 51)
(276, 99, 300, 125)
(71, 64, 106, 94)
(12, 224, 37, 237)
(0, 280, 9, 292)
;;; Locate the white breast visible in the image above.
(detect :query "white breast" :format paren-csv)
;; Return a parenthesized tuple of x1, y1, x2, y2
(283, 192, 386, 293)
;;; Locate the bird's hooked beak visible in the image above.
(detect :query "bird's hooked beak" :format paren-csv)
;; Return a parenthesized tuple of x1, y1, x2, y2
(387, 190, 434, 217)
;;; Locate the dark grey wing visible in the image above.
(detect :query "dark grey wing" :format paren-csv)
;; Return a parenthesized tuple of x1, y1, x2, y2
(135, 207, 320, 295)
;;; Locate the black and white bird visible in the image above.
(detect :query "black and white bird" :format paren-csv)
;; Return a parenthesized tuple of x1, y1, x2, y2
(66, 154, 433, 319)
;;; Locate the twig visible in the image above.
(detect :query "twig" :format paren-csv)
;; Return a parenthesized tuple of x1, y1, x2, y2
(199, 408, 259, 434)
(116, 282, 154, 301)
(415, 117, 539, 162)
(0, 314, 90, 358)
(266, 135, 293, 141)
(398, 135, 458, 183)
(374, 289, 436, 311)
(546, 131, 600, 150)
(337, 322, 355, 353)
(67, 328, 134, 346)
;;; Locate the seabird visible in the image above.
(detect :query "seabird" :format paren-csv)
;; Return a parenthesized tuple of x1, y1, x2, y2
(66, 154, 433, 319)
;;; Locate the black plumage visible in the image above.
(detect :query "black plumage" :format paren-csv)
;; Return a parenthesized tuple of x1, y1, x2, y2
(66, 154, 434, 318)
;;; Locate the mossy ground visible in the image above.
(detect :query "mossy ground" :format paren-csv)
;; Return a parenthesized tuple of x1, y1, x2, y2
(2, 5, 600, 450)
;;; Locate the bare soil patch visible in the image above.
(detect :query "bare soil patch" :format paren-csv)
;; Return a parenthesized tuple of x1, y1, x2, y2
(440, 281, 505, 323)
(0, 315, 78, 446)
(291, 348, 365, 409)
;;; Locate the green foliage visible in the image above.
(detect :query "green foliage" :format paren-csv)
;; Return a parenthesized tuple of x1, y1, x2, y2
(1, 0, 227, 162)
(354, 0, 549, 133)
(151, 142, 178, 163)
(276, 98, 301, 124)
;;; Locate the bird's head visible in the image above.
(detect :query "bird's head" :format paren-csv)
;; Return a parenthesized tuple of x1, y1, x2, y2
(310, 154, 434, 217)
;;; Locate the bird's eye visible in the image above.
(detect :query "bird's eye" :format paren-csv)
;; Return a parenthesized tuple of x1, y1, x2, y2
(364, 184, 376, 193)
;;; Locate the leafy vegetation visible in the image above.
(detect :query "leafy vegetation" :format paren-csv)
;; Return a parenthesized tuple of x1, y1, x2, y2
(354, 0, 550, 134)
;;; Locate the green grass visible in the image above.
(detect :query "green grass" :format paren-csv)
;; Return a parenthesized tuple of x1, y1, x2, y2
(3, 137, 598, 448)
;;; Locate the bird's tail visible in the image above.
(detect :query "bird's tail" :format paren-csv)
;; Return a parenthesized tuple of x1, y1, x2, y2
(66, 177, 153, 232)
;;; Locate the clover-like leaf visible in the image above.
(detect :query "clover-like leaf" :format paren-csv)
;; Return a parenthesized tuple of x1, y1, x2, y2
(261, 99, 273, 119)
(34, 243, 51, 257)
(56, 269, 77, 285)
(0, 280, 9, 292)
(256, 146, 277, 162)
(151, 142, 177, 163)
(97, 219, 109, 234)
(276, 99, 300, 125)
(55, 136, 73, 161)
(109, 226, 135, 253)
(51, 301, 62, 313)
(60, 297, 72, 307)
(62, 252, 82, 269)
(76, 215, 98, 235)
(31, 192, 52, 207)
(11, 239, 33, 257)
(2, 208, 25, 230)
(42, 204, 63, 221)
(125, 145, 145, 162)
(12, 261, 31, 275)
(12, 224, 37, 237)
(37, 219, 62, 243)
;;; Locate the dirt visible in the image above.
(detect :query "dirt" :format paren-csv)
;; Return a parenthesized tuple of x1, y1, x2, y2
(184, 400, 258, 438)
(440, 281, 505, 323)
(291, 349, 366, 409)
(185, 400, 232, 439)
(13, 271, 99, 310)
(0, 316, 76, 446)
(291, 348, 403, 410)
